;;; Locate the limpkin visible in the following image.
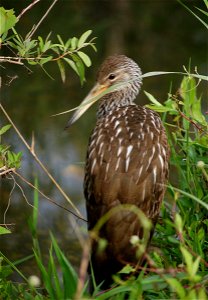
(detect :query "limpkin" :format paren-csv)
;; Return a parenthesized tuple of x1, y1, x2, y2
(67, 55, 169, 289)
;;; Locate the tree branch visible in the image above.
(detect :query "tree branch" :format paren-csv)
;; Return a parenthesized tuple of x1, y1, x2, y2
(14, 170, 87, 222)
(27, 0, 59, 39)
(17, 0, 41, 20)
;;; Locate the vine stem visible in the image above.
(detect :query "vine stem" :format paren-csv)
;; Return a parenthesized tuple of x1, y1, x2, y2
(0, 103, 83, 219)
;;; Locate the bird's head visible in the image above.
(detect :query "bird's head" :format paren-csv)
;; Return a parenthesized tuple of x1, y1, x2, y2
(66, 55, 142, 127)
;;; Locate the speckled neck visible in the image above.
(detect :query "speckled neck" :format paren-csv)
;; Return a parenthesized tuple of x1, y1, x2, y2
(97, 79, 142, 119)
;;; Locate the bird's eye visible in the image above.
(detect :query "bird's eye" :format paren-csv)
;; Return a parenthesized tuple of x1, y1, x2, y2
(108, 73, 116, 80)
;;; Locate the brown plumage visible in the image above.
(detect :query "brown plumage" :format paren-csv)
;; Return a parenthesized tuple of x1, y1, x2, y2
(68, 55, 169, 289)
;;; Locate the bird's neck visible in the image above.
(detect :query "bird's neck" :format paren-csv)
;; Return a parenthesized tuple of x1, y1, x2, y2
(97, 88, 139, 119)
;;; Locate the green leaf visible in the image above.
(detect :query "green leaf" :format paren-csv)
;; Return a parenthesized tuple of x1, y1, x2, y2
(142, 71, 208, 81)
(78, 29, 92, 48)
(195, 6, 208, 17)
(71, 37, 78, 50)
(192, 256, 201, 278)
(191, 97, 207, 125)
(63, 57, 79, 76)
(145, 104, 173, 113)
(65, 38, 71, 49)
(32, 177, 39, 236)
(77, 51, 91, 67)
(57, 59, 66, 83)
(118, 264, 135, 274)
(0, 226, 11, 235)
(177, 0, 208, 29)
(42, 40, 52, 53)
(180, 246, 193, 277)
(50, 233, 78, 299)
(39, 56, 53, 65)
(48, 247, 63, 299)
(7, 151, 15, 164)
(57, 34, 64, 45)
(166, 278, 186, 299)
(33, 250, 56, 299)
(72, 54, 85, 85)
(28, 60, 38, 66)
(0, 124, 11, 135)
(90, 43, 97, 52)
(144, 91, 163, 106)
(0, 7, 18, 35)
(175, 213, 183, 233)
(38, 36, 44, 51)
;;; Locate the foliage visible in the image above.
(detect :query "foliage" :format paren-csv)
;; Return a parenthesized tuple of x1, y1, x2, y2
(177, 0, 208, 29)
(1, 75, 207, 300)
(0, 124, 22, 175)
(0, 1, 208, 300)
(0, 6, 96, 84)
(0, 3, 96, 179)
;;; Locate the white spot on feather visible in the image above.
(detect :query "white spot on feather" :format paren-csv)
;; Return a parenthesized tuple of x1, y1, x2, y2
(145, 146, 155, 171)
(126, 145, 133, 158)
(158, 154, 164, 170)
(153, 166, 157, 184)
(118, 138, 123, 145)
(114, 120, 120, 129)
(141, 181, 146, 201)
(89, 148, 95, 159)
(110, 115, 116, 122)
(117, 146, 123, 157)
(150, 132, 154, 140)
(136, 165, 143, 184)
(125, 157, 130, 172)
(140, 132, 144, 140)
(115, 127, 122, 137)
(115, 157, 121, 171)
(146, 125, 150, 133)
(96, 134, 104, 145)
(98, 142, 104, 155)
(110, 136, 114, 143)
(161, 145, 166, 157)
(91, 159, 97, 174)
(106, 162, 110, 173)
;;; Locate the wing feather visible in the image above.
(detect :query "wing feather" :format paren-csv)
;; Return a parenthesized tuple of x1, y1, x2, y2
(84, 106, 169, 259)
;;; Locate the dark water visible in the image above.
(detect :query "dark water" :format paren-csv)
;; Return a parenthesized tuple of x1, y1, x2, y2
(0, 0, 207, 279)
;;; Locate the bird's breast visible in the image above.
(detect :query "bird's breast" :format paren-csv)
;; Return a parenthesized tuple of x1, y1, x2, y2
(86, 105, 166, 179)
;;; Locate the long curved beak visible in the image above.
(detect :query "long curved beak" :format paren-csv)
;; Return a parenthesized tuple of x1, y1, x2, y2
(65, 82, 108, 128)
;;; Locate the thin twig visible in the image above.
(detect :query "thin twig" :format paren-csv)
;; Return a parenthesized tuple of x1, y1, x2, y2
(179, 110, 204, 132)
(0, 103, 83, 219)
(3, 175, 16, 229)
(74, 239, 91, 300)
(27, 0, 59, 39)
(0, 167, 16, 176)
(17, 0, 41, 20)
(0, 59, 24, 65)
(14, 170, 87, 222)
(10, 173, 35, 209)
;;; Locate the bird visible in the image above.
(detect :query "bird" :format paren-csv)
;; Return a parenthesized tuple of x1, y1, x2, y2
(67, 54, 170, 290)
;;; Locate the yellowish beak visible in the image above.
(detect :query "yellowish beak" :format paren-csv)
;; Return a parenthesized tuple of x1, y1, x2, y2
(65, 82, 108, 128)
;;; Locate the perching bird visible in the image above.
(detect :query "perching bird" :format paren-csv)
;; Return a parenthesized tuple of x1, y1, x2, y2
(67, 55, 169, 290)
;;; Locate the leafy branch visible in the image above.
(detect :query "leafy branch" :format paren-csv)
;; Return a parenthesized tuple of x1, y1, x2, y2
(0, 6, 96, 83)
(0, 103, 84, 220)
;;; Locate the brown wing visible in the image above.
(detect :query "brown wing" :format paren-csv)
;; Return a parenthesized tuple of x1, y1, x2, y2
(84, 105, 169, 264)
